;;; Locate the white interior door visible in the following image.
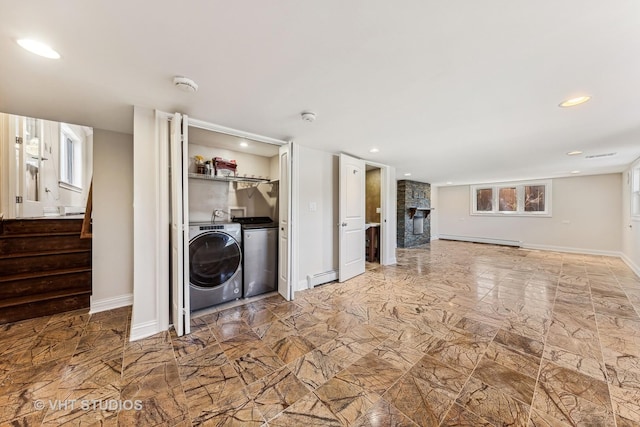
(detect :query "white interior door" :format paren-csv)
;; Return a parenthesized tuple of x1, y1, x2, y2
(339, 153, 366, 282)
(170, 113, 190, 336)
(278, 143, 292, 300)
(13, 116, 44, 218)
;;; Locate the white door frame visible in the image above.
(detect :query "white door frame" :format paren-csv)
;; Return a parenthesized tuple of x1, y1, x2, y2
(0, 114, 14, 218)
(364, 160, 397, 266)
(147, 111, 293, 337)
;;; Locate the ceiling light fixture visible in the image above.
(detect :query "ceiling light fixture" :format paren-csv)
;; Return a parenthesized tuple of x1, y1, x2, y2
(404, 173, 412, 177)
(239, 141, 249, 148)
(173, 76, 198, 93)
(369, 148, 379, 153)
(559, 96, 591, 108)
(571, 170, 581, 174)
(17, 39, 60, 59)
(446, 181, 453, 185)
(567, 151, 583, 156)
(301, 111, 316, 122)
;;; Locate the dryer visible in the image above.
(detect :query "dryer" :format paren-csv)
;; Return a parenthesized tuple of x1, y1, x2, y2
(189, 222, 242, 311)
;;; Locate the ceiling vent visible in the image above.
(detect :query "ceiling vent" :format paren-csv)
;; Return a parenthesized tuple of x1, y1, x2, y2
(173, 76, 198, 93)
(585, 153, 616, 159)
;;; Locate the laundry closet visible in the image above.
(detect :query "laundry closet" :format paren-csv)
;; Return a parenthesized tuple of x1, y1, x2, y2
(185, 125, 281, 312)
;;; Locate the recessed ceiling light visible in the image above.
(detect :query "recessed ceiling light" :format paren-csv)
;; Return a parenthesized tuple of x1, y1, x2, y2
(404, 173, 412, 177)
(571, 170, 581, 174)
(559, 96, 591, 108)
(369, 148, 379, 153)
(446, 181, 453, 185)
(239, 141, 249, 148)
(17, 39, 60, 59)
(567, 151, 583, 156)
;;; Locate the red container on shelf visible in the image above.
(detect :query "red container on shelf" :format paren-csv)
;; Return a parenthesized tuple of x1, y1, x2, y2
(213, 157, 238, 176)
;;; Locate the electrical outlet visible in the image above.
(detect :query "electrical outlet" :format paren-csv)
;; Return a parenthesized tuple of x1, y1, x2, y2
(309, 202, 317, 212)
(376, 207, 381, 213)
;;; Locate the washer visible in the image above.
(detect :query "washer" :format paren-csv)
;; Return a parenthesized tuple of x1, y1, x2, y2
(188, 222, 242, 311)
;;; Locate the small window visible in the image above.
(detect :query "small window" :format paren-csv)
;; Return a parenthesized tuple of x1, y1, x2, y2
(525, 185, 546, 212)
(471, 180, 551, 217)
(498, 187, 517, 212)
(59, 124, 83, 191)
(476, 188, 493, 212)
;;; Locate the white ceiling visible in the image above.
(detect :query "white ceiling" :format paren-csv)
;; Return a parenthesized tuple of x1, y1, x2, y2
(1, 1, 639, 185)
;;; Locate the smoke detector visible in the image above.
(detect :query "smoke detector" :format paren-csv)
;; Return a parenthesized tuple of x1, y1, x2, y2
(173, 76, 198, 93)
(301, 111, 317, 122)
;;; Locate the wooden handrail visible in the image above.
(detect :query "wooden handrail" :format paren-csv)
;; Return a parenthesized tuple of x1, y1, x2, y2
(80, 180, 92, 239)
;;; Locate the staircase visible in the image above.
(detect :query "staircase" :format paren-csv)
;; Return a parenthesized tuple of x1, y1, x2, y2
(0, 218, 92, 324)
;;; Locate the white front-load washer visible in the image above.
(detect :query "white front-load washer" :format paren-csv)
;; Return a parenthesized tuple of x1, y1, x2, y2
(188, 222, 242, 311)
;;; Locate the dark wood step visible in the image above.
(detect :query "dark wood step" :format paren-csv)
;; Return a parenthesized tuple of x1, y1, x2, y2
(0, 292, 91, 324)
(0, 250, 91, 276)
(0, 234, 91, 255)
(0, 266, 91, 283)
(0, 218, 84, 236)
(0, 268, 91, 299)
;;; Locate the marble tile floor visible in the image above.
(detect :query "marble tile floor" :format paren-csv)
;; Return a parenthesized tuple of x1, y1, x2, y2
(1, 240, 640, 426)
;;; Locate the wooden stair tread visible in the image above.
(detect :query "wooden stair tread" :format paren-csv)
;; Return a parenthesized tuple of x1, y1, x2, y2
(0, 267, 92, 283)
(0, 288, 91, 309)
(0, 231, 84, 239)
(0, 248, 91, 259)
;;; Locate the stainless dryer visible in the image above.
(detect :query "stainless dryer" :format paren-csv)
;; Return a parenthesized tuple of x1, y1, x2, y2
(188, 222, 242, 311)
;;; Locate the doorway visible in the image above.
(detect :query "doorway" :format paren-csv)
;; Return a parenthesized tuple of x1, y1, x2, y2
(365, 164, 382, 267)
(0, 113, 93, 219)
(165, 113, 292, 337)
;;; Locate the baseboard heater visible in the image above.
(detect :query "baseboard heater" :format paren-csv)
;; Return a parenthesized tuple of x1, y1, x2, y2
(307, 270, 338, 288)
(438, 234, 521, 247)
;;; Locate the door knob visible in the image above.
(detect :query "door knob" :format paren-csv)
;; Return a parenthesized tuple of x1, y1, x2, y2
(341, 222, 347, 227)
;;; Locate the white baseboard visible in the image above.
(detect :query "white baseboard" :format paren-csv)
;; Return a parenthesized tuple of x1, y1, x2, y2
(90, 293, 133, 314)
(381, 256, 397, 266)
(296, 279, 309, 292)
(438, 234, 521, 247)
(129, 319, 160, 342)
(621, 253, 640, 278)
(520, 243, 621, 258)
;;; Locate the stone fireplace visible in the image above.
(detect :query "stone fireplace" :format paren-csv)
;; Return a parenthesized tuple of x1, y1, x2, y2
(397, 180, 431, 248)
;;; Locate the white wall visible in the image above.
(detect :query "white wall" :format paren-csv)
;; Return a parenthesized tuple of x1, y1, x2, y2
(621, 161, 640, 275)
(188, 143, 276, 222)
(91, 129, 133, 311)
(296, 145, 339, 290)
(130, 107, 166, 340)
(436, 174, 622, 254)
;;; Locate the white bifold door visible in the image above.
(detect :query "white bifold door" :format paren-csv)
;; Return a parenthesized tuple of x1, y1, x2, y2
(339, 153, 366, 282)
(170, 113, 190, 336)
(278, 142, 293, 300)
